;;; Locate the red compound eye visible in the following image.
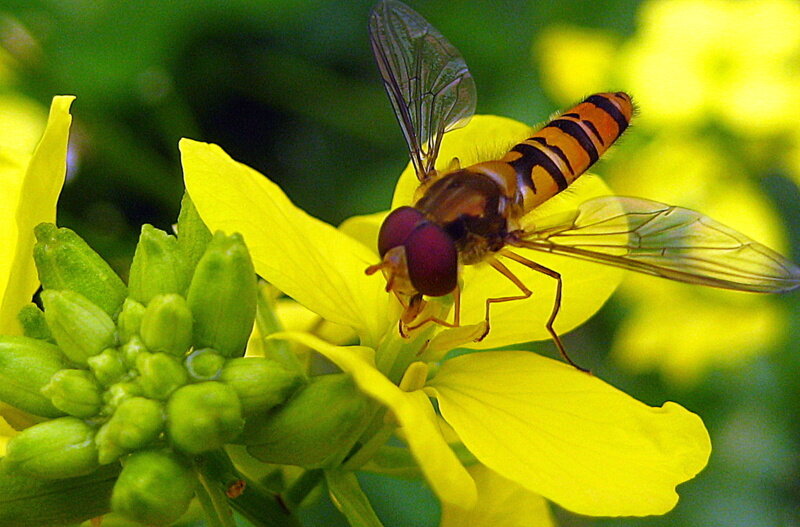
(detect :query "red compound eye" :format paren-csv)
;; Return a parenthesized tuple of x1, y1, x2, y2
(404, 222, 458, 297)
(378, 206, 426, 257)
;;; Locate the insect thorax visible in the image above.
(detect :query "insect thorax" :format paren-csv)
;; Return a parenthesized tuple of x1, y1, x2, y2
(414, 170, 509, 265)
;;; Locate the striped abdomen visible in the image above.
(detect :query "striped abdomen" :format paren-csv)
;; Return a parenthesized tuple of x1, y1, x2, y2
(501, 92, 633, 210)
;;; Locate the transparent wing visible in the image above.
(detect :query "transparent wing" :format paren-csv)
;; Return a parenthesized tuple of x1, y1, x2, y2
(515, 196, 800, 293)
(369, 0, 477, 180)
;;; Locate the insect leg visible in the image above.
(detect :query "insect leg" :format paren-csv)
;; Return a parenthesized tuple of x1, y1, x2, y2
(494, 249, 588, 372)
(403, 284, 462, 333)
(483, 257, 533, 342)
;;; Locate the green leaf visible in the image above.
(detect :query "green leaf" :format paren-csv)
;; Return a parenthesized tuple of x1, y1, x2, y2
(325, 470, 384, 527)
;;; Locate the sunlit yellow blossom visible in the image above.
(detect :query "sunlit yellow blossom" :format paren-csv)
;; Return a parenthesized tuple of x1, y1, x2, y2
(624, 0, 800, 134)
(606, 135, 792, 382)
(0, 95, 73, 335)
(537, 0, 800, 136)
(182, 114, 711, 518)
(534, 0, 798, 381)
(535, 26, 618, 105)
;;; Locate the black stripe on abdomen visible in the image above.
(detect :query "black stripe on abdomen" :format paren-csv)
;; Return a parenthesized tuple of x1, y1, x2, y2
(530, 136, 575, 175)
(544, 119, 599, 165)
(508, 142, 568, 192)
(585, 94, 629, 135)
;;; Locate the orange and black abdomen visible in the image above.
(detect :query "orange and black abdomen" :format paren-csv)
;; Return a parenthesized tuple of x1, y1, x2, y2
(502, 92, 634, 208)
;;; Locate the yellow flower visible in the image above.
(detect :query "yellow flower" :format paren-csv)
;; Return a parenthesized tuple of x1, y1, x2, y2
(537, 0, 800, 136)
(0, 95, 74, 450)
(534, 0, 798, 382)
(535, 26, 618, 106)
(606, 135, 792, 383)
(182, 114, 711, 519)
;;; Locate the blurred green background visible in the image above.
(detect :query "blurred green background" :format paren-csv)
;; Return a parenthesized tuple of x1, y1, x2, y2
(2, 0, 799, 526)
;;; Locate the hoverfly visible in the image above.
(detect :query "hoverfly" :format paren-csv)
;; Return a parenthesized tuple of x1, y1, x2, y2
(365, 0, 800, 368)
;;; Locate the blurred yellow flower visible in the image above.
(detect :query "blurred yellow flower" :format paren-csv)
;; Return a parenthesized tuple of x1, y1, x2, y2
(606, 135, 792, 383)
(625, 0, 800, 134)
(535, 26, 618, 105)
(534, 0, 799, 382)
(538, 0, 800, 136)
(183, 114, 711, 520)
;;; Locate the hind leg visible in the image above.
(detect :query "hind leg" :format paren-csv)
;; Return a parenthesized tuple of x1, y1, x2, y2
(485, 249, 586, 372)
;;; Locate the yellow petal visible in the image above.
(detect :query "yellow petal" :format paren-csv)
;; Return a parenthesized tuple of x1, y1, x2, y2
(338, 211, 385, 251)
(0, 415, 17, 456)
(614, 280, 786, 385)
(0, 96, 73, 335)
(271, 332, 477, 509)
(428, 351, 711, 516)
(440, 465, 554, 527)
(180, 139, 387, 346)
(0, 94, 48, 153)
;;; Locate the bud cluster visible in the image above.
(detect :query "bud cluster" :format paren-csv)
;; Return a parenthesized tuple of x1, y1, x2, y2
(0, 211, 303, 524)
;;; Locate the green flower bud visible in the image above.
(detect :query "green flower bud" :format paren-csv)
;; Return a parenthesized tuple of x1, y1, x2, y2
(136, 352, 188, 400)
(184, 348, 225, 381)
(139, 294, 193, 357)
(243, 374, 371, 468)
(41, 290, 116, 365)
(17, 304, 52, 341)
(87, 348, 128, 387)
(0, 336, 68, 417)
(128, 224, 191, 304)
(111, 449, 195, 525)
(176, 192, 212, 271)
(95, 397, 164, 464)
(117, 298, 145, 344)
(120, 335, 147, 368)
(0, 462, 118, 527)
(103, 381, 143, 414)
(41, 369, 103, 418)
(186, 232, 257, 358)
(4, 417, 99, 479)
(221, 357, 303, 416)
(167, 381, 244, 454)
(33, 223, 127, 317)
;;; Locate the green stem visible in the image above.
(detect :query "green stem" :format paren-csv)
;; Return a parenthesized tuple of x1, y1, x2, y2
(199, 449, 303, 527)
(283, 469, 324, 510)
(230, 475, 304, 527)
(343, 423, 395, 471)
(256, 284, 305, 375)
(195, 466, 236, 527)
